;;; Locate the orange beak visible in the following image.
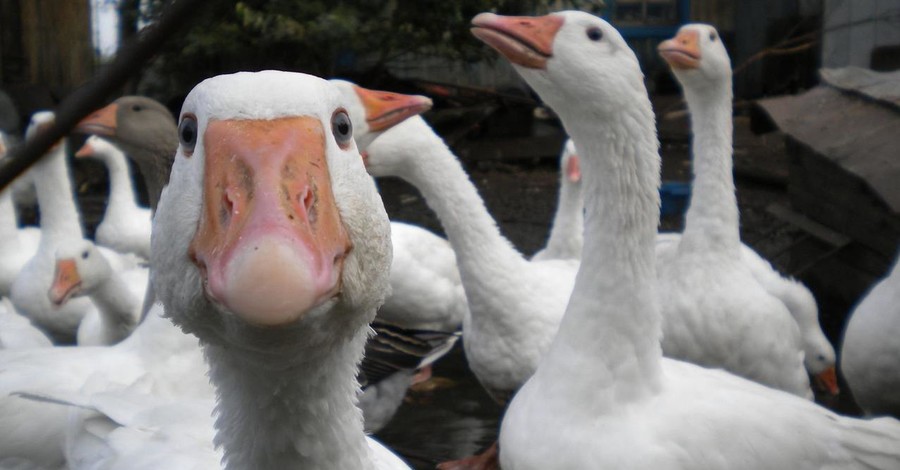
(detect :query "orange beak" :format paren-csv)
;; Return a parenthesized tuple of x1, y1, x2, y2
(49, 259, 81, 306)
(813, 366, 840, 396)
(75, 140, 94, 158)
(352, 85, 433, 132)
(566, 154, 581, 183)
(0, 137, 6, 155)
(471, 13, 563, 70)
(658, 29, 701, 70)
(188, 116, 352, 327)
(76, 103, 118, 137)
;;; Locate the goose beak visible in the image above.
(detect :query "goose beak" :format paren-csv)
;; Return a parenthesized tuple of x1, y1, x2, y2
(49, 259, 81, 306)
(658, 29, 701, 70)
(74, 140, 94, 158)
(352, 86, 433, 132)
(76, 103, 118, 137)
(189, 116, 352, 327)
(471, 13, 563, 70)
(812, 366, 840, 396)
(566, 154, 581, 183)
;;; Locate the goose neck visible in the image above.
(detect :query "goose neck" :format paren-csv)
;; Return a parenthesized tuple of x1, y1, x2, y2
(0, 190, 18, 241)
(679, 83, 739, 255)
(538, 106, 663, 410)
(33, 148, 83, 242)
(391, 123, 529, 284)
(99, 150, 141, 213)
(542, 173, 583, 259)
(204, 318, 374, 469)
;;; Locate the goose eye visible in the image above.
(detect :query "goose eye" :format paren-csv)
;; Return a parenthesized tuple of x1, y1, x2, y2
(132, 104, 143, 112)
(586, 27, 603, 41)
(817, 354, 825, 361)
(331, 111, 352, 149)
(709, 31, 717, 42)
(178, 115, 198, 156)
(81, 250, 89, 260)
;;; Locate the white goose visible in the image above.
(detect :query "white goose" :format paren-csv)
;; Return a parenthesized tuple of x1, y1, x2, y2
(471, 11, 900, 469)
(0, 132, 40, 297)
(75, 136, 152, 259)
(10, 112, 97, 341)
(841, 254, 900, 416)
(332, 79, 467, 333)
(49, 239, 145, 346)
(531, 138, 583, 262)
(363, 113, 578, 404)
(152, 70, 409, 469)
(652, 24, 813, 397)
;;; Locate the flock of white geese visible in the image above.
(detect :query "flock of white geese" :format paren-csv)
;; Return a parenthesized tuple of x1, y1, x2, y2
(0, 10, 898, 470)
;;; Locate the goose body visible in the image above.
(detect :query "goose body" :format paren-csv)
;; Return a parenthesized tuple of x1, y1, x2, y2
(471, 12, 900, 469)
(76, 136, 152, 259)
(842, 255, 900, 416)
(152, 71, 412, 469)
(49, 240, 145, 346)
(0, 304, 204, 469)
(0, 297, 52, 349)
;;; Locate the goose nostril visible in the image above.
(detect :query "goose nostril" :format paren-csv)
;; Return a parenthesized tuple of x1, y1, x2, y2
(221, 190, 235, 226)
(298, 186, 318, 225)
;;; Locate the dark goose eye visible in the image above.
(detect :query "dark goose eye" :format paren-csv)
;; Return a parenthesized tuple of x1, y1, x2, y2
(81, 250, 89, 260)
(178, 114, 198, 156)
(332, 110, 353, 149)
(586, 27, 603, 41)
(709, 31, 717, 42)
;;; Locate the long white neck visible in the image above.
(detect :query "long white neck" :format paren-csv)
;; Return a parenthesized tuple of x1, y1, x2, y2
(97, 147, 143, 219)
(540, 170, 583, 259)
(90, 274, 139, 342)
(382, 118, 530, 305)
(33, 146, 83, 244)
(204, 317, 374, 469)
(0, 189, 19, 243)
(678, 80, 739, 255)
(536, 94, 663, 412)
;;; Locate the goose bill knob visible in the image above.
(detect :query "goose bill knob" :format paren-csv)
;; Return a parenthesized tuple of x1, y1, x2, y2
(188, 116, 352, 327)
(352, 86, 433, 132)
(658, 29, 701, 70)
(471, 13, 563, 69)
(49, 259, 82, 306)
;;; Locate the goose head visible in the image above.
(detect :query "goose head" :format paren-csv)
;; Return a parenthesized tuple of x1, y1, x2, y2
(48, 240, 112, 306)
(472, 11, 647, 123)
(658, 24, 731, 89)
(153, 71, 401, 354)
(330, 79, 432, 152)
(76, 96, 177, 159)
(75, 96, 178, 211)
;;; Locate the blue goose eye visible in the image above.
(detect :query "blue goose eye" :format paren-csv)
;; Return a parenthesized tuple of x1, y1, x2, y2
(586, 27, 603, 41)
(709, 31, 717, 42)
